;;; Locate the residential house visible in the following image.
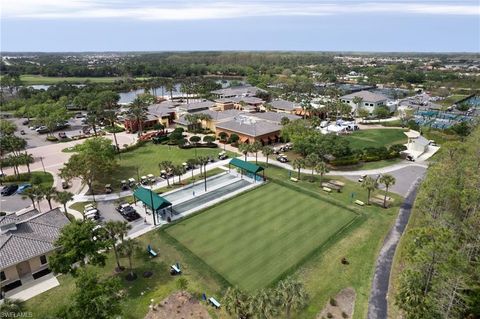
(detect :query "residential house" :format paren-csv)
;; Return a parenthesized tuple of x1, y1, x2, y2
(0, 208, 69, 299)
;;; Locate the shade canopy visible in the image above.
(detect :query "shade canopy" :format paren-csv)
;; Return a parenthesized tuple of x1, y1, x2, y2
(133, 187, 172, 211)
(229, 158, 264, 174)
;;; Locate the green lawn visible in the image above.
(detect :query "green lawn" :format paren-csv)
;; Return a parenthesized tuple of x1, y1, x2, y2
(342, 129, 407, 150)
(90, 143, 235, 192)
(12, 75, 135, 85)
(166, 182, 358, 291)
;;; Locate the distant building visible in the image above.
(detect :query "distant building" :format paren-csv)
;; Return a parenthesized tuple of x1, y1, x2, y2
(1, 209, 69, 298)
(340, 90, 388, 113)
(268, 99, 300, 114)
(210, 85, 266, 98)
(123, 101, 177, 133)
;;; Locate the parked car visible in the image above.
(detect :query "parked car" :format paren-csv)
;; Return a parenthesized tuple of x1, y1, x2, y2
(58, 132, 67, 139)
(277, 155, 288, 163)
(16, 184, 32, 194)
(22, 119, 30, 125)
(120, 206, 141, 222)
(1, 184, 19, 196)
(20, 130, 25, 135)
(406, 155, 415, 162)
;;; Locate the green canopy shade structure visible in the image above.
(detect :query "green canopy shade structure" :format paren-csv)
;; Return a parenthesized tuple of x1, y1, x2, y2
(229, 158, 265, 181)
(133, 187, 172, 225)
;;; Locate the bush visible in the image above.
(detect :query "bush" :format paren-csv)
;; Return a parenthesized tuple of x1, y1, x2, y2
(46, 136, 58, 142)
(342, 311, 349, 318)
(327, 312, 333, 318)
(1, 173, 31, 183)
(330, 157, 360, 166)
(329, 297, 337, 306)
(31, 174, 43, 185)
(389, 144, 407, 153)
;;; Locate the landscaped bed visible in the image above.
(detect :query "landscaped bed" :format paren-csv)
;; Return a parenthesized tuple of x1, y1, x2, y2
(165, 181, 359, 291)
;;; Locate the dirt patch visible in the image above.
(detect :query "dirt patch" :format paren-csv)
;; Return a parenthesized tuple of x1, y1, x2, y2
(144, 291, 212, 319)
(317, 287, 356, 319)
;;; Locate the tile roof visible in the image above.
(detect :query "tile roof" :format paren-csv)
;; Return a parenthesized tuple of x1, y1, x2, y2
(270, 99, 299, 111)
(211, 85, 266, 97)
(216, 116, 281, 137)
(179, 101, 215, 112)
(340, 90, 388, 103)
(0, 208, 70, 269)
(249, 112, 300, 124)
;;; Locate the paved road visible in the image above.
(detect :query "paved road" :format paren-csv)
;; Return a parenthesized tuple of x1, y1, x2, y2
(367, 177, 424, 319)
(344, 165, 426, 197)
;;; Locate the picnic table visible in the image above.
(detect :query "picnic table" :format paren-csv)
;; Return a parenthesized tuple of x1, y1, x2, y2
(321, 182, 341, 192)
(208, 297, 221, 309)
(171, 264, 181, 274)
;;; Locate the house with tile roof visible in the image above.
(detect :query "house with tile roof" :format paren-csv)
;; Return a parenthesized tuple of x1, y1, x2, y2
(0, 208, 69, 298)
(340, 90, 389, 114)
(268, 99, 301, 114)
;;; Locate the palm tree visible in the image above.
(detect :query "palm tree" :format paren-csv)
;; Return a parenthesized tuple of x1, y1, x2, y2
(165, 80, 176, 100)
(54, 191, 74, 217)
(362, 176, 378, 205)
(352, 96, 364, 115)
(23, 152, 33, 174)
(197, 156, 210, 191)
(276, 279, 308, 319)
(219, 132, 229, 150)
(173, 164, 185, 184)
(119, 238, 139, 280)
(223, 287, 254, 319)
(187, 158, 198, 180)
(129, 98, 148, 136)
(21, 187, 38, 209)
(41, 186, 56, 210)
(305, 153, 320, 182)
(104, 110, 120, 152)
(292, 158, 305, 180)
(238, 143, 252, 161)
(379, 174, 396, 208)
(262, 146, 274, 166)
(251, 141, 262, 164)
(0, 298, 24, 314)
(254, 288, 278, 319)
(104, 221, 131, 272)
(314, 161, 329, 184)
(159, 161, 173, 187)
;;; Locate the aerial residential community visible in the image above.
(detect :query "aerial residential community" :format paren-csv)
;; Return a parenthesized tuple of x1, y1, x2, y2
(1, 1, 479, 319)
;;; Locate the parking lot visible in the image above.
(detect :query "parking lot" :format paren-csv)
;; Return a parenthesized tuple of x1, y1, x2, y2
(11, 115, 88, 148)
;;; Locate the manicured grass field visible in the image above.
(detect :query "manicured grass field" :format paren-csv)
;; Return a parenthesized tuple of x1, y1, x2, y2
(15, 75, 128, 85)
(342, 128, 407, 150)
(166, 182, 357, 291)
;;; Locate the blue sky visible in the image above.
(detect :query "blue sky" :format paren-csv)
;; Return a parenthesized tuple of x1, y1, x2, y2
(1, 0, 479, 52)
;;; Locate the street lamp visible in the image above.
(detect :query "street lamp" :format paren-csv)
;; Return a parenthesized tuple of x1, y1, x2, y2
(40, 157, 46, 173)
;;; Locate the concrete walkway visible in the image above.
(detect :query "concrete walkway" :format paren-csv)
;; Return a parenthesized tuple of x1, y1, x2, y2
(5, 273, 60, 301)
(367, 177, 424, 319)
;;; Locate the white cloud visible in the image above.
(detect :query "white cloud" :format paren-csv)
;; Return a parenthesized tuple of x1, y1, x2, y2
(2, 0, 479, 20)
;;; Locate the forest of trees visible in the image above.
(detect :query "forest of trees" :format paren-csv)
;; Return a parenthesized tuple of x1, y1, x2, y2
(394, 126, 480, 318)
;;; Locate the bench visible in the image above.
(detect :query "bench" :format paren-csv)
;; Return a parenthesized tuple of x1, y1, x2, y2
(209, 297, 221, 309)
(322, 187, 332, 193)
(290, 177, 298, 182)
(354, 200, 365, 206)
(147, 245, 158, 257)
(321, 182, 341, 192)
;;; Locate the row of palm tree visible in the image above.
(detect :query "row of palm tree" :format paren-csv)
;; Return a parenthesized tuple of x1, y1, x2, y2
(223, 278, 308, 319)
(238, 141, 263, 163)
(2, 152, 34, 176)
(292, 156, 328, 182)
(22, 186, 73, 214)
(361, 174, 396, 207)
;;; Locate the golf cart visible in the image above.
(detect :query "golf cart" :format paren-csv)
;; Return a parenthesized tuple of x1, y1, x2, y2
(218, 151, 228, 160)
(147, 174, 156, 184)
(128, 178, 136, 187)
(105, 184, 113, 194)
(120, 180, 128, 191)
(140, 176, 148, 185)
(277, 154, 288, 163)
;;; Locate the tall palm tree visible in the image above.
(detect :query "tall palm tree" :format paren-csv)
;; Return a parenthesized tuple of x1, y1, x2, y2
(219, 132, 229, 150)
(262, 146, 274, 166)
(352, 96, 364, 115)
(314, 161, 329, 184)
(305, 153, 320, 182)
(119, 238, 138, 280)
(23, 152, 33, 174)
(251, 141, 262, 164)
(54, 191, 74, 217)
(362, 176, 378, 205)
(238, 143, 252, 161)
(197, 156, 210, 191)
(276, 279, 308, 319)
(129, 98, 148, 137)
(186, 158, 199, 180)
(165, 80, 175, 100)
(21, 187, 38, 209)
(223, 287, 254, 319)
(173, 164, 185, 184)
(104, 110, 120, 152)
(254, 288, 278, 319)
(159, 161, 173, 187)
(42, 186, 56, 210)
(104, 221, 131, 272)
(292, 158, 306, 180)
(379, 174, 396, 208)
